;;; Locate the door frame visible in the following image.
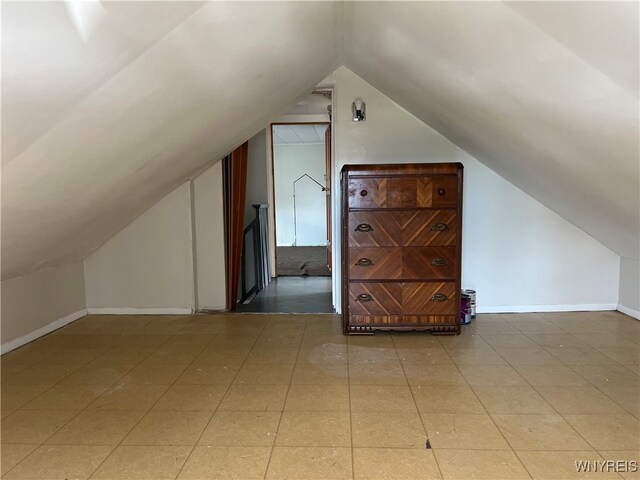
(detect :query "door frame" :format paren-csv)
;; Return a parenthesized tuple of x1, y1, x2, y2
(268, 121, 331, 278)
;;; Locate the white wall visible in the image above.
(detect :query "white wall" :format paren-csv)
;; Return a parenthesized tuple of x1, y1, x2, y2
(619, 257, 640, 318)
(193, 162, 227, 311)
(331, 67, 620, 313)
(84, 182, 195, 313)
(1, 262, 86, 352)
(274, 143, 327, 246)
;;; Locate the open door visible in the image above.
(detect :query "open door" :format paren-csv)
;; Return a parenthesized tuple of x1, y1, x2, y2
(222, 142, 249, 310)
(325, 126, 332, 272)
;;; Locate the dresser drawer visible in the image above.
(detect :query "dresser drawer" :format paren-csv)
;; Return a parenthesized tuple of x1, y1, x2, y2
(348, 210, 457, 247)
(402, 247, 457, 279)
(348, 175, 458, 209)
(348, 247, 402, 280)
(402, 282, 457, 315)
(348, 283, 402, 315)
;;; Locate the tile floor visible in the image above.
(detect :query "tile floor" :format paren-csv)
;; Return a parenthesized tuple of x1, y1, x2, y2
(1, 311, 639, 479)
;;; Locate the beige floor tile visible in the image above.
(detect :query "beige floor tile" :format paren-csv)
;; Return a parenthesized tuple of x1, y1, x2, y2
(175, 363, 242, 385)
(152, 384, 226, 411)
(458, 365, 527, 386)
(480, 334, 539, 349)
(396, 347, 453, 365)
(284, 384, 350, 411)
(513, 365, 589, 387)
(257, 332, 305, 348)
(492, 414, 591, 450)
(347, 336, 395, 348)
(350, 385, 417, 412)
(497, 347, 562, 366)
(598, 451, 640, 480)
(1, 348, 59, 370)
(266, 446, 352, 479)
(119, 362, 187, 385)
(297, 344, 348, 364)
(471, 321, 521, 335)
(58, 363, 133, 385)
(45, 348, 107, 366)
(218, 384, 288, 411)
(246, 347, 299, 365)
(525, 333, 588, 348)
(352, 411, 426, 448)
(516, 450, 619, 479)
(536, 386, 627, 414)
(276, 411, 351, 447)
(1, 409, 78, 444)
(300, 334, 346, 349)
(509, 320, 566, 335)
(88, 383, 168, 411)
(198, 411, 281, 446)
(500, 313, 548, 323)
(349, 362, 408, 385)
(434, 449, 531, 479)
(564, 414, 640, 451)
(122, 410, 211, 446)
(423, 413, 509, 450)
(393, 334, 443, 349)
(291, 362, 348, 385)
(46, 410, 144, 445)
(178, 446, 271, 479)
(598, 347, 640, 365)
(598, 385, 640, 417)
(193, 347, 251, 365)
(544, 346, 617, 366)
(91, 445, 191, 479)
(353, 448, 442, 479)
(412, 385, 486, 414)
(233, 363, 294, 385)
(22, 384, 109, 410)
(0, 383, 52, 412)
(116, 334, 170, 349)
(349, 346, 400, 364)
(0, 444, 38, 476)
(3, 444, 113, 480)
(402, 364, 468, 386)
(438, 333, 490, 350)
(575, 333, 639, 349)
(570, 364, 640, 387)
(446, 348, 507, 365)
(473, 386, 555, 414)
(4, 363, 78, 385)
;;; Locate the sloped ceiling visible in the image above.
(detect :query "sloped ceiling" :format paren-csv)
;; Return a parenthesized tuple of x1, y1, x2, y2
(2, 1, 638, 280)
(343, 1, 639, 260)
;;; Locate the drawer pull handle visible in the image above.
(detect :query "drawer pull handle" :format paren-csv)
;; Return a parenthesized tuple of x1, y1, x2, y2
(360, 190, 368, 197)
(431, 293, 449, 302)
(437, 188, 446, 196)
(431, 258, 449, 266)
(431, 222, 449, 232)
(356, 294, 374, 302)
(355, 223, 373, 232)
(355, 258, 374, 267)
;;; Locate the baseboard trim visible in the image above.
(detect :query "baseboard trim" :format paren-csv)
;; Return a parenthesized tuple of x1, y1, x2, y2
(617, 303, 640, 320)
(477, 303, 618, 314)
(1, 309, 88, 354)
(86, 308, 193, 315)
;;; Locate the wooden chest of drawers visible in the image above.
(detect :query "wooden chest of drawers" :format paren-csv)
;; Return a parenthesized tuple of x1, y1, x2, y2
(341, 163, 463, 335)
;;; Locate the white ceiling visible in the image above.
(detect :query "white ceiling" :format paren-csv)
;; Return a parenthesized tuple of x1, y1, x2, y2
(283, 92, 332, 116)
(2, 1, 638, 279)
(273, 125, 328, 145)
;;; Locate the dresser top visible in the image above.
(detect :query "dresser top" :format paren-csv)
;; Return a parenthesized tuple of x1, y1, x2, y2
(341, 162, 463, 176)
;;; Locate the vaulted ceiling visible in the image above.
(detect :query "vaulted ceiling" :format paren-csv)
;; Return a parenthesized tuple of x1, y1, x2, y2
(2, 1, 638, 280)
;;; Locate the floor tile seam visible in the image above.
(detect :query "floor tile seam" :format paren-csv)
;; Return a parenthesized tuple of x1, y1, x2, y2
(396, 340, 453, 480)
(174, 319, 270, 480)
(86, 327, 230, 480)
(0, 327, 177, 478)
(479, 362, 608, 456)
(441, 347, 536, 478)
(262, 318, 313, 480)
(564, 364, 640, 391)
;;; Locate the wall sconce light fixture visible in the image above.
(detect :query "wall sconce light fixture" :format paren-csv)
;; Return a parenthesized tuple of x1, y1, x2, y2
(352, 98, 366, 122)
